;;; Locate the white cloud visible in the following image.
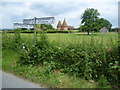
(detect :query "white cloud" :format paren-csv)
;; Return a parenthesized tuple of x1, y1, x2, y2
(1, 2, 49, 28)
(1, 0, 120, 2)
(80, 2, 118, 27)
(0, 1, 118, 29)
(54, 9, 85, 28)
(54, 2, 118, 28)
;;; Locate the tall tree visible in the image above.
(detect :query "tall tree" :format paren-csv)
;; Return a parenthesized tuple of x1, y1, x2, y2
(81, 8, 100, 35)
(97, 18, 112, 30)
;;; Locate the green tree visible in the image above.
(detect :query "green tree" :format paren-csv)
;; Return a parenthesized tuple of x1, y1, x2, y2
(36, 24, 41, 28)
(21, 28, 27, 30)
(79, 25, 87, 32)
(36, 24, 54, 30)
(97, 18, 112, 30)
(81, 8, 100, 35)
(42, 26, 47, 31)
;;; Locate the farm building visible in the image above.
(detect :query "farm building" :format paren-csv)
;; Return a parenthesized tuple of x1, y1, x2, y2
(100, 27, 109, 33)
(57, 18, 75, 30)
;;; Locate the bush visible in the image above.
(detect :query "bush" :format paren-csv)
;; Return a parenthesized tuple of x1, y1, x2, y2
(18, 35, 119, 87)
(19, 45, 40, 65)
(18, 32, 50, 65)
(37, 24, 55, 30)
(97, 75, 110, 87)
(2, 30, 23, 52)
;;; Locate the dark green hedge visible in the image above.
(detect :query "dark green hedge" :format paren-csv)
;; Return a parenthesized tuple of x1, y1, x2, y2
(5, 30, 79, 33)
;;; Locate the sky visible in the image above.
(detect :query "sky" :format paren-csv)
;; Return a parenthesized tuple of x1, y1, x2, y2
(0, 0, 119, 29)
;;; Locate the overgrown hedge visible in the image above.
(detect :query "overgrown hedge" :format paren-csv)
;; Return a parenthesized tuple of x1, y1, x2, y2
(2, 31, 120, 88)
(20, 33, 119, 87)
(2, 30, 23, 52)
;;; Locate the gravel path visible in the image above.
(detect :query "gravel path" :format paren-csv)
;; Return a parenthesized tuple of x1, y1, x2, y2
(1, 70, 44, 88)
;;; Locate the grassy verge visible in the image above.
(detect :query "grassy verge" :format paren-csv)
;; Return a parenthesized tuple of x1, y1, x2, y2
(2, 50, 18, 72)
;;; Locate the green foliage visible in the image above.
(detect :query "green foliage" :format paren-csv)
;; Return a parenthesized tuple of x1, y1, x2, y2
(80, 8, 112, 34)
(78, 25, 87, 32)
(36, 31, 50, 49)
(81, 8, 100, 24)
(97, 75, 110, 88)
(2, 29, 23, 52)
(2, 49, 112, 88)
(2, 49, 19, 71)
(2, 32, 119, 88)
(5, 29, 78, 33)
(96, 18, 112, 30)
(19, 45, 41, 65)
(36, 24, 54, 30)
(18, 32, 50, 65)
(81, 8, 100, 35)
(21, 28, 27, 30)
(110, 27, 118, 32)
(17, 33, 119, 88)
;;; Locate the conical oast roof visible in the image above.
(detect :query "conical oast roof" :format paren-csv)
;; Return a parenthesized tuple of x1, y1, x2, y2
(62, 18, 67, 27)
(57, 20, 62, 27)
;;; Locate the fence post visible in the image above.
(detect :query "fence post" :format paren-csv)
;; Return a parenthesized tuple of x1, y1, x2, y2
(34, 17, 37, 45)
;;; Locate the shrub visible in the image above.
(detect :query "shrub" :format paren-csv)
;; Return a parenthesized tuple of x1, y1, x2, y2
(19, 45, 40, 65)
(21, 28, 27, 30)
(18, 32, 50, 65)
(2, 30, 23, 52)
(18, 37, 119, 87)
(97, 75, 110, 87)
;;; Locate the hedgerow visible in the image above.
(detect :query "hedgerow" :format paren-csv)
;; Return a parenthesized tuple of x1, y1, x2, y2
(2, 31, 120, 88)
(5, 29, 78, 33)
(2, 30, 23, 52)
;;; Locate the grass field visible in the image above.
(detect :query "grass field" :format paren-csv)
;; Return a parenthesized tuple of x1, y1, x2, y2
(20, 32, 118, 46)
(2, 32, 119, 88)
(47, 33, 118, 45)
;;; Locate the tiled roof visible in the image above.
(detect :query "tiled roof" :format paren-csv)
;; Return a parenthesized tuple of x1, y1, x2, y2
(57, 20, 62, 27)
(62, 18, 67, 27)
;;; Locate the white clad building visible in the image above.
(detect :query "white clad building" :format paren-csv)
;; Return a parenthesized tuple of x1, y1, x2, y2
(23, 17, 54, 24)
(14, 17, 55, 29)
